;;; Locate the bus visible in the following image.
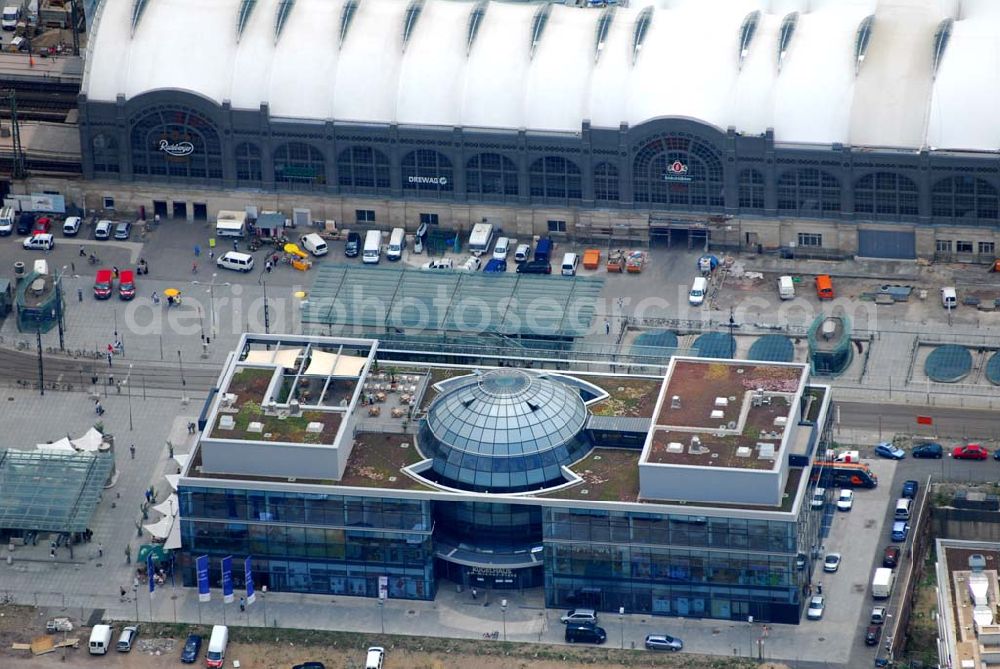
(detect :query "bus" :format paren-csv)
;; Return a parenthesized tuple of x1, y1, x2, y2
(811, 461, 878, 489)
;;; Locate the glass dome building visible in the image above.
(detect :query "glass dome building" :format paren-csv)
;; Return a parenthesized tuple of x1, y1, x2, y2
(418, 369, 592, 493)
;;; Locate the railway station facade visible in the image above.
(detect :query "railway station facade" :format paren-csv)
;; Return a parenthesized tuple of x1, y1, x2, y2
(68, 0, 1000, 261)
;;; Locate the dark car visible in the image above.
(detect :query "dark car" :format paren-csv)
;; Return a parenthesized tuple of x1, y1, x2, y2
(901, 480, 918, 499)
(912, 442, 943, 459)
(483, 258, 507, 273)
(180, 633, 202, 663)
(883, 546, 900, 568)
(344, 231, 362, 257)
(644, 634, 683, 651)
(291, 663, 326, 669)
(993, 448, 1000, 462)
(865, 625, 881, 646)
(565, 622, 607, 644)
(953, 444, 989, 460)
(516, 259, 551, 275)
(16, 212, 35, 235)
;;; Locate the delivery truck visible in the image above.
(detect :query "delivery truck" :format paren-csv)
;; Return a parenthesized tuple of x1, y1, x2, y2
(872, 567, 895, 599)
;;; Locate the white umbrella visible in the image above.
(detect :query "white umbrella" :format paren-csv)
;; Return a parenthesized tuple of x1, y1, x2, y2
(72, 428, 104, 452)
(164, 518, 182, 550)
(164, 474, 180, 491)
(152, 494, 178, 517)
(143, 515, 173, 540)
(37, 437, 75, 452)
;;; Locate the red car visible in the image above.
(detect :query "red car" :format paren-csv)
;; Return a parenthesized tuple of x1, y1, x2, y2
(32, 217, 51, 235)
(953, 444, 989, 460)
(118, 269, 136, 300)
(93, 268, 113, 299)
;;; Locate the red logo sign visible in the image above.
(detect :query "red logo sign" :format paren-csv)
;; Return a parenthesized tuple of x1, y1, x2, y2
(666, 160, 688, 175)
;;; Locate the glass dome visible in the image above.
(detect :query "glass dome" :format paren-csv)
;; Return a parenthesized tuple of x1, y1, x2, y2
(419, 369, 591, 493)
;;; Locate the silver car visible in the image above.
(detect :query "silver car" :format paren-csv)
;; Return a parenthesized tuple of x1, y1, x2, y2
(114, 220, 132, 240)
(560, 608, 597, 624)
(644, 634, 683, 651)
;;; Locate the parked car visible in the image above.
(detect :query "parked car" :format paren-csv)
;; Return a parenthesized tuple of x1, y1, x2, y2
(492, 236, 511, 260)
(16, 212, 36, 235)
(871, 606, 887, 624)
(901, 480, 919, 499)
(865, 625, 881, 646)
(891, 521, 910, 542)
(365, 646, 385, 669)
(459, 256, 482, 272)
(882, 546, 900, 568)
(118, 269, 136, 300)
(560, 608, 598, 624)
(953, 444, 989, 460)
(874, 442, 905, 460)
(795, 553, 807, 571)
(994, 448, 1000, 461)
(116, 625, 138, 652)
(836, 489, 854, 511)
(514, 243, 531, 263)
(180, 633, 202, 663)
(421, 258, 453, 270)
(62, 216, 82, 236)
(292, 663, 326, 669)
(565, 622, 606, 644)
(483, 258, 507, 273)
(912, 442, 943, 459)
(823, 553, 841, 573)
(93, 269, 113, 300)
(516, 259, 551, 274)
(95, 220, 113, 240)
(33, 216, 52, 234)
(810, 487, 826, 509)
(22, 233, 54, 250)
(344, 231, 362, 257)
(806, 595, 825, 620)
(644, 634, 683, 651)
(114, 221, 132, 240)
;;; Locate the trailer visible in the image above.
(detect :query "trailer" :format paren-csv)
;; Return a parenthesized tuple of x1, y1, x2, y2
(626, 250, 647, 273)
(468, 222, 495, 257)
(216, 210, 248, 238)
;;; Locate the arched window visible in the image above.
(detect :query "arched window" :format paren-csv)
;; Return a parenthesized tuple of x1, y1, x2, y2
(129, 106, 223, 180)
(632, 134, 723, 208)
(466, 153, 518, 198)
(273, 142, 326, 189)
(91, 133, 119, 174)
(402, 149, 454, 195)
(234, 142, 262, 185)
(931, 176, 998, 222)
(337, 146, 391, 190)
(529, 156, 582, 200)
(776, 168, 840, 215)
(738, 168, 764, 210)
(593, 162, 619, 202)
(854, 172, 919, 217)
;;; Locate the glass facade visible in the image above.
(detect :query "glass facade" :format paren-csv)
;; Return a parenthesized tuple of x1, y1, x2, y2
(633, 134, 725, 208)
(178, 487, 435, 600)
(129, 106, 223, 180)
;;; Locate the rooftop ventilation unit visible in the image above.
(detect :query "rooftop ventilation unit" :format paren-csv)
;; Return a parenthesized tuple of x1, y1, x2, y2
(735, 446, 752, 458)
(757, 443, 775, 459)
(715, 397, 729, 407)
(666, 442, 684, 454)
(821, 319, 837, 339)
(710, 409, 724, 419)
(671, 395, 681, 409)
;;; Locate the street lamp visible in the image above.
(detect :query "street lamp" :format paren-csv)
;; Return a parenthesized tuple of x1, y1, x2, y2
(500, 599, 508, 641)
(261, 585, 267, 627)
(133, 582, 139, 623)
(34, 313, 44, 396)
(618, 606, 625, 649)
(747, 615, 753, 659)
(258, 268, 270, 337)
(378, 597, 385, 634)
(124, 364, 134, 431)
(192, 273, 230, 340)
(177, 350, 186, 387)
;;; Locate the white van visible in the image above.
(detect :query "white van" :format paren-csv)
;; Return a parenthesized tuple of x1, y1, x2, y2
(778, 275, 795, 300)
(365, 646, 385, 669)
(561, 252, 579, 276)
(0, 206, 14, 235)
(363, 230, 382, 264)
(894, 498, 912, 520)
(216, 251, 254, 272)
(216, 210, 248, 238)
(493, 236, 511, 260)
(299, 233, 328, 257)
(386, 227, 405, 261)
(89, 624, 113, 655)
(205, 625, 228, 669)
(689, 276, 708, 306)
(941, 286, 957, 309)
(62, 216, 82, 236)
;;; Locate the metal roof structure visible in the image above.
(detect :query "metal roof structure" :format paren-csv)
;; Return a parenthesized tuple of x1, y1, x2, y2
(302, 265, 603, 339)
(0, 449, 114, 533)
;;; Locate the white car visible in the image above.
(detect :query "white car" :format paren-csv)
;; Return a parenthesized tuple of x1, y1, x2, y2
(421, 258, 453, 270)
(95, 220, 113, 240)
(514, 243, 531, 263)
(23, 233, 55, 250)
(62, 216, 82, 236)
(836, 489, 854, 512)
(823, 553, 841, 573)
(1, 6, 18, 31)
(365, 646, 385, 669)
(806, 595, 825, 620)
(492, 236, 512, 260)
(459, 256, 482, 272)
(810, 487, 826, 509)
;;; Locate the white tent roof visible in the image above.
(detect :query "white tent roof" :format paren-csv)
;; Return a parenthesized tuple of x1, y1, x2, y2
(164, 474, 180, 491)
(153, 494, 178, 517)
(37, 437, 76, 453)
(71, 428, 105, 453)
(143, 515, 173, 540)
(82, 0, 998, 150)
(243, 348, 302, 369)
(173, 453, 190, 469)
(164, 517, 182, 550)
(304, 351, 368, 377)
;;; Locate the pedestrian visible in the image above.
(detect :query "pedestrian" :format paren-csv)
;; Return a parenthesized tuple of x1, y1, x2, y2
(152, 291, 159, 304)
(145, 489, 151, 503)
(239, 596, 246, 612)
(129, 444, 135, 459)
(77, 287, 83, 302)
(209, 250, 215, 261)
(125, 545, 131, 564)
(194, 245, 201, 257)
(95, 401, 104, 416)
(265, 260, 272, 273)
(106, 351, 113, 368)
(71, 261, 75, 274)
(98, 543, 103, 557)
(168, 442, 174, 458)
(817, 582, 823, 595)
(50, 548, 55, 559)
(116, 381, 122, 395)
(108, 374, 114, 387)
(119, 585, 126, 600)
(68, 543, 73, 559)
(112, 266, 119, 280)
(233, 240, 238, 252)
(192, 261, 198, 274)
(471, 587, 477, 600)
(604, 319, 610, 335)
(79, 246, 86, 257)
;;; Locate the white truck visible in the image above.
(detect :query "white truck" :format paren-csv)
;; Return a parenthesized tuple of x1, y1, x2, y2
(215, 210, 248, 238)
(468, 222, 495, 257)
(872, 567, 895, 599)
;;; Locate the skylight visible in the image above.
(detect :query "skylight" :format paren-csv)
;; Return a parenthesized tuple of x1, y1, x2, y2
(854, 15, 875, 75)
(237, 0, 257, 41)
(403, 0, 424, 52)
(275, 0, 295, 43)
(738, 10, 760, 71)
(529, 3, 552, 61)
(777, 11, 798, 72)
(467, 1, 488, 55)
(130, 0, 151, 36)
(340, 0, 359, 48)
(595, 7, 615, 64)
(632, 6, 653, 66)
(932, 18, 952, 79)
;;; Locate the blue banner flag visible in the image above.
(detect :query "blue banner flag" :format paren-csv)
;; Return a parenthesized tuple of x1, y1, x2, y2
(197, 555, 210, 602)
(244, 556, 255, 605)
(147, 553, 155, 598)
(221, 556, 234, 604)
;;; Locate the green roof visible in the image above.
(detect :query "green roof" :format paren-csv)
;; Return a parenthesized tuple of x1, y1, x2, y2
(303, 265, 603, 338)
